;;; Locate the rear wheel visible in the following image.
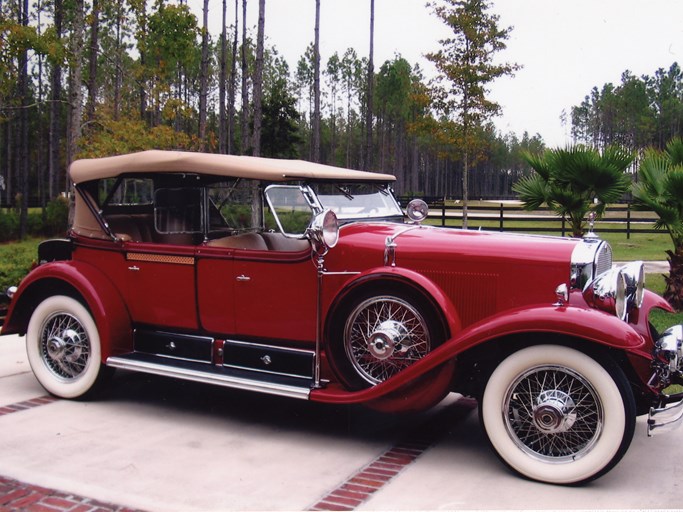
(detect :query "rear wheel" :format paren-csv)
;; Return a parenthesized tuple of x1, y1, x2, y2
(480, 344, 635, 484)
(26, 295, 108, 399)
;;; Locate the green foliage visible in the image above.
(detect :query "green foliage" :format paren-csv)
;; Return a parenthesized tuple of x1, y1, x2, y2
(0, 238, 39, 291)
(78, 119, 198, 158)
(425, 0, 520, 125)
(632, 137, 683, 309)
(45, 196, 70, 236)
(632, 138, 683, 248)
(572, 64, 683, 150)
(514, 145, 633, 237)
(261, 77, 301, 159)
(0, 199, 69, 242)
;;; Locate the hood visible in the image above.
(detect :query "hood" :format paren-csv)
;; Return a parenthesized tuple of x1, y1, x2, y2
(328, 223, 582, 328)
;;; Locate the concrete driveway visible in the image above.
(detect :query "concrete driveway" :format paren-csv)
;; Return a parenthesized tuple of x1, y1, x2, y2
(1, 333, 682, 511)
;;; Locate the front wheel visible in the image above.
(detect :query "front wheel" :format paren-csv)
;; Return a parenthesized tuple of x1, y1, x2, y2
(480, 344, 635, 484)
(26, 295, 108, 399)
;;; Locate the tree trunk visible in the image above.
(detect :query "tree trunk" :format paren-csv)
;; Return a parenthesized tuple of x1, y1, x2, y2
(365, 0, 374, 170)
(113, 0, 123, 121)
(48, 0, 63, 198)
(67, 0, 85, 170)
(312, 0, 320, 162)
(136, 0, 148, 124)
(252, 0, 265, 157)
(228, 0, 238, 154)
(198, 0, 210, 147)
(240, 0, 249, 154)
(219, 0, 227, 153)
(18, 0, 29, 238)
(251, 0, 265, 229)
(85, 0, 100, 124)
(665, 248, 683, 311)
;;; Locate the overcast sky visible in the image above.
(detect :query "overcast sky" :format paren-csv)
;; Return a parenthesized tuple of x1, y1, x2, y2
(193, 0, 683, 147)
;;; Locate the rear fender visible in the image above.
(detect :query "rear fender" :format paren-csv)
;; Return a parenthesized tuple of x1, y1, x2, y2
(312, 303, 644, 404)
(2, 261, 132, 360)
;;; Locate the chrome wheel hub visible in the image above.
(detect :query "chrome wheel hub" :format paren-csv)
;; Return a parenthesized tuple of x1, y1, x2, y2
(344, 296, 431, 385)
(367, 320, 409, 360)
(533, 390, 577, 434)
(40, 313, 90, 380)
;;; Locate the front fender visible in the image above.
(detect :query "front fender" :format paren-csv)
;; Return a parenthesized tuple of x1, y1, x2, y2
(327, 266, 462, 336)
(2, 261, 132, 361)
(312, 303, 645, 404)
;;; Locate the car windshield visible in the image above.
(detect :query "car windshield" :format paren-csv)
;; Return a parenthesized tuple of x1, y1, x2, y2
(312, 183, 402, 220)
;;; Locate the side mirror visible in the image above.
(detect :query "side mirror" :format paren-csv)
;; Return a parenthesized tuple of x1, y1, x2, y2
(306, 209, 339, 255)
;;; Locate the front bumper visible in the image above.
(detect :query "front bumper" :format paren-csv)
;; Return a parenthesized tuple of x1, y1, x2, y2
(648, 325, 683, 436)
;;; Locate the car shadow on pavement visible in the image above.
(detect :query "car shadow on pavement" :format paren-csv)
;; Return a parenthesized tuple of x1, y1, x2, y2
(100, 369, 475, 447)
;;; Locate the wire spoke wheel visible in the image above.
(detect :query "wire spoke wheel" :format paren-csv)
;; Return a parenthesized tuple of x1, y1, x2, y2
(27, 295, 106, 399)
(504, 365, 602, 462)
(40, 312, 91, 380)
(344, 295, 431, 385)
(481, 345, 635, 484)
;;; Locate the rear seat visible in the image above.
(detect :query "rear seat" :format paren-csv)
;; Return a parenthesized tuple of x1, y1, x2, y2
(106, 214, 149, 242)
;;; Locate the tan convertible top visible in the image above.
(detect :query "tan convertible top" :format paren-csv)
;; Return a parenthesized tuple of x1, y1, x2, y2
(69, 150, 396, 184)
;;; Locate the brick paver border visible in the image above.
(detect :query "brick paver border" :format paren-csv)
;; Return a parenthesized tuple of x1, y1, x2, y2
(309, 397, 477, 511)
(1, 394, 476, 511)
(0, 396, 59, 417)
(0, 476, 141, 512)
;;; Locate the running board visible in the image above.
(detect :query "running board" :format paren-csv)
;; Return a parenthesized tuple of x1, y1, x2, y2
(107, 353, 312, 400)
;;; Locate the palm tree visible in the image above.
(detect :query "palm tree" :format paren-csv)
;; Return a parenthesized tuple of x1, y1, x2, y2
(632, 137, 683, 310)
(514, 145, 633, 238)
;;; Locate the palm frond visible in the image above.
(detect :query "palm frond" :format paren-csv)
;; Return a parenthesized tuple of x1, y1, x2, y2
(666, 137, 683, 166)
(512, 175, 547, 210)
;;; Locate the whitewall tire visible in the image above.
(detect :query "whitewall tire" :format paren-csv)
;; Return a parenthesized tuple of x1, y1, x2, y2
(481, 344, 635, 484)
(26, 295, 105, 399)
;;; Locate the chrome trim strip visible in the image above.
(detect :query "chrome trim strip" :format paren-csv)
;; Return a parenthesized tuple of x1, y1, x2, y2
(223, 338, 315, 355)
(106, 356, 311, 400)
(222, 363, 312, 380)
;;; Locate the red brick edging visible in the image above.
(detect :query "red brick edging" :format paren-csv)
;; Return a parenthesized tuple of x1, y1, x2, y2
(0, 475, 140, 512)
(309, 397, 477, 511)
(0, 396, 59, 417)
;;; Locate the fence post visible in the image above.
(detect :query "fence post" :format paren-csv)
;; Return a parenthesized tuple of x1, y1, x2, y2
(561, 217, 566, 237)
(441, 200, 446, 227)
(627, 202, 631, 240)
(499, 203, 504, 231)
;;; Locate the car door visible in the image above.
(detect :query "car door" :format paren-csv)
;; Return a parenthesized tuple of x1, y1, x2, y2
(232, 247, 317, 343)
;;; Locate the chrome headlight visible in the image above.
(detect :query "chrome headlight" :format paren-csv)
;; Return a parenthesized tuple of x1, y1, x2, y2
(621, 261, 644, 309)
(307, 209, 339, 254)
(406, 199, 429, 223)
(582, 262, 645, 320)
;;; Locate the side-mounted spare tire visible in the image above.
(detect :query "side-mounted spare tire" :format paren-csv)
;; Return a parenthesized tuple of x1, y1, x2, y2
(326, 284, 447, 390)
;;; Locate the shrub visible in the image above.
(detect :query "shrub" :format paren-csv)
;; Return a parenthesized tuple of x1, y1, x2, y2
(45, 197, 70, 236)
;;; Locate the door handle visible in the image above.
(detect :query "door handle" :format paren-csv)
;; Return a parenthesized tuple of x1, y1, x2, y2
(236, 275, 251, 282)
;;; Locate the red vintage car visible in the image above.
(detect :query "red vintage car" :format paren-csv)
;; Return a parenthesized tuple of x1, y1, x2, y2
(2, 150, 682, 484)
